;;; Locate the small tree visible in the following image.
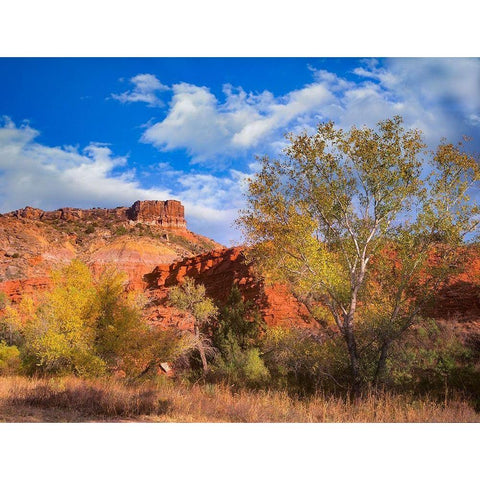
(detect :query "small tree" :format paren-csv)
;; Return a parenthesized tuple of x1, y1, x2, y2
(211, 285, 268, 386)
(238, 116, 480, 394)
(94, 268, 155, 376)
(213, 285, 265, 355)
(168, 277, 218, 373)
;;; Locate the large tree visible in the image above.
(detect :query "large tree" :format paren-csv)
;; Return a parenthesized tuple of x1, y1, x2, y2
(238, 116, 480, 394)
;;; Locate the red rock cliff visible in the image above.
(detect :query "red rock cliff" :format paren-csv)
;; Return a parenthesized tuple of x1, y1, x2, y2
(144, 247, 314, 330)
(127, 200, 186, 229)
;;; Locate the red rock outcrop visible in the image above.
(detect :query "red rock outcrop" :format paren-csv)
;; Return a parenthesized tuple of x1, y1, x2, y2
(144, 247, 314, 330)
(127, 200, 186, 229)
(6, 205, 129, 222)
(143, 245, 480, 333)
(0, 276, 50, 303)
(0, 200, 220, 298)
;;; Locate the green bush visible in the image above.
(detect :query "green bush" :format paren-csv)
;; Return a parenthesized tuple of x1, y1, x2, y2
(213, 285, 265, 354)
(243, 348, 270, 384)
(211, 347, 269, 387)
(0, 341, 22, 374)
(114, 225, 128, 236)
(385, 319, 479, 400)
(262, 327, 348, 394)
(208, 286, 269, 387)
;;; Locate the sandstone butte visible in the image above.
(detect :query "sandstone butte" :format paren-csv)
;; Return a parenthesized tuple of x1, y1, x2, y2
(1, 200, 480, 338)
(0, 200, 219, 294)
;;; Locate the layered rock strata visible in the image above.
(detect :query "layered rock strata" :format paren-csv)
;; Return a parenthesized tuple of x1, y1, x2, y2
(4, 200, 187, 229)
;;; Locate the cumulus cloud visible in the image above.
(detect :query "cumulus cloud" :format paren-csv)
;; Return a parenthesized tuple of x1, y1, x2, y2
(0, 118, 244, 245)
(111, 74, 169, 107)
(141, 81, 333, 162)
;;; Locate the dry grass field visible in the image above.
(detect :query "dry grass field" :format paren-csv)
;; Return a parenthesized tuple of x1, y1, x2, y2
(0, 376, 479, 423)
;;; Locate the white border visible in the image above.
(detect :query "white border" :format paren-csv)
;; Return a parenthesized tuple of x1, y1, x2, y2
(0, 1, 477, 478)
(0, 0, 478, 56)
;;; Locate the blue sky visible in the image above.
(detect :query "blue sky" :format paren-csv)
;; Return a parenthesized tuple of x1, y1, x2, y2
(0, 57, 479, 245)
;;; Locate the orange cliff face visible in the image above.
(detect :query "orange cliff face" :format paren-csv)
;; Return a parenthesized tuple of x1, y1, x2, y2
(126, 200, 186, 229)
(143, 244, 480, 332)
(0, 276, 51, 303)
(143, 247, 314, 330)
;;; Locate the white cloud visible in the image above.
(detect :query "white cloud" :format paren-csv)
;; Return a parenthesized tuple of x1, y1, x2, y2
(385, 58, 480, 112)
(0, 119, 245, 245)
(351, 58, 480, 143)
(469, 113, 480, 126)
(141, 81, 334, 162)
(111, 74, 169, 107)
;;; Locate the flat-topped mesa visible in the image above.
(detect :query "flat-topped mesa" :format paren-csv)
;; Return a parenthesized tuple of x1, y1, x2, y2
(126, 200, 186, 229)
(3, 200, 187, 229)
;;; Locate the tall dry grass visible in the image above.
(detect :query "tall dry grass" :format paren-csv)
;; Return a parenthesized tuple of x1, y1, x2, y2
(0, 376, 169, 421)
(0, 376, 478, 422)
(155, 381, 480, 422)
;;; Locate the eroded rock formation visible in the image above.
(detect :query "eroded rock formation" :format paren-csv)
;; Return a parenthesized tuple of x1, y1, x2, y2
(4, 200, 187, 229)
(144, 247, 314, 330)
(127, 200, 186, 228)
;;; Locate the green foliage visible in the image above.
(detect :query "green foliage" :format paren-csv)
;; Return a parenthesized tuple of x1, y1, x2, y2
(85, 225, 95, 234)
(169, 278, 218, 327)
(94, 269, 149, 375)
(262, 327, 348, 394)
(386, 319, 478, 394)
(20, 260, 104, 376)
(242, 348, 270, 384)
(209, 286, 268, 387)
(114, 225, 128, 236)
(212, 347, 269, 387)
(94, 269, 192, 377)
(11, 253, 20, 259)
(1, 261, 189, 378)
(213, 285, 265, 354)
(169, 277, 218, 372)
(0, 341, 21, 375)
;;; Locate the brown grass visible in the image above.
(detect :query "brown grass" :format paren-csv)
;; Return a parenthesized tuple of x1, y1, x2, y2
(0, 376, 478, 422)
(0, 376, 169, 421)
